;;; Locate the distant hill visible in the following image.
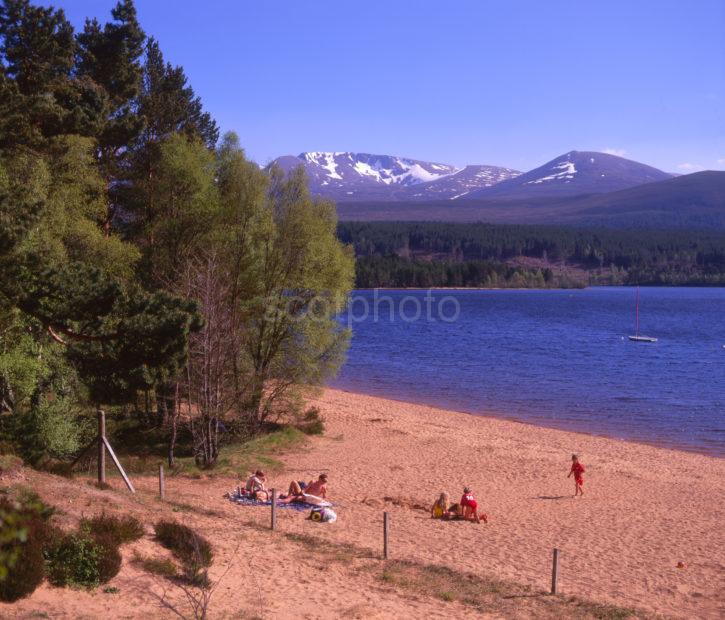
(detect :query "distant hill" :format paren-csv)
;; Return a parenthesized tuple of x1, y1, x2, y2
(468, 151, 673, 200)
(336, 171, 725, 229)
(269, 152, 519, 201)
(557, 171, 725, 228)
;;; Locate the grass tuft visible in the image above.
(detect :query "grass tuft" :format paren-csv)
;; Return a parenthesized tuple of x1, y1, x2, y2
(133, 554, 177, 578)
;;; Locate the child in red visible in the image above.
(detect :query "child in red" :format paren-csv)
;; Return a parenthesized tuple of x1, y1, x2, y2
(568, 454, 585, 496)
(460, 487, 488, 523)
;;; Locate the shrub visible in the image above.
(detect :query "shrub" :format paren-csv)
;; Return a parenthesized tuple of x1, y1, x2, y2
(45, 523, 125, 589)
(154, 521, 212, 583)
(92, 532, 122, 583)
(0, 498, 52, 602)
(45, 533, 101, 588)
(297, 407, 325, 435)
(0, 453, 23, 474)
(80, 513, 144, 545)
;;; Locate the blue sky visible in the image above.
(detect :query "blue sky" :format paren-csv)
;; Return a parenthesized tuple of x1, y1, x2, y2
(59, 0, 724, 173)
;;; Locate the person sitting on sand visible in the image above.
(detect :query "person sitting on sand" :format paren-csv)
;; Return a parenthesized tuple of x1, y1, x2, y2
(303, 473, 328, 499)
(568, 454, 585, 497)
(277, 474, 328, 506)
(245, 470, 269, 501)
(431, 492, 450, 518)
(460, 487, 487, 523)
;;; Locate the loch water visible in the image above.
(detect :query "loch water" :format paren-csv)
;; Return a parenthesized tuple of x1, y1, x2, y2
(332, 287, 725, 456)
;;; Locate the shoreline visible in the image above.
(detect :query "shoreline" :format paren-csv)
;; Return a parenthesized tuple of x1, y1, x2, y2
(329, 384, 725, 459)
(351, 285, 725, 291)
(3, 388, 723, 618)
(308, 388, 724, 618)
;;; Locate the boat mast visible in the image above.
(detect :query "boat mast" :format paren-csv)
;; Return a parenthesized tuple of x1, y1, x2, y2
(635, 287, 640, 337)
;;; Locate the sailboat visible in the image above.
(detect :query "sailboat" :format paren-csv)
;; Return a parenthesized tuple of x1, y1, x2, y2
(628, 287, 657, 342)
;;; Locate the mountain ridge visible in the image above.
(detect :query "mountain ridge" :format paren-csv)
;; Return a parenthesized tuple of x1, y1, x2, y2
(270, 149, 675, 204)
(269, 151, 520, 202)
(468, 150, 673, 200)
(334, 171, 725, 229)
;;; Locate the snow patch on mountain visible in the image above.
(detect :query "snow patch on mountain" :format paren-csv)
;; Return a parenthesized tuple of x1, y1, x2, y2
(270, 152, 520, 201)
(527, 160, 577, 184)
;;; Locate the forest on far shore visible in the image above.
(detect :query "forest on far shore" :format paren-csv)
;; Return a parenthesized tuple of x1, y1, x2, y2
(338, 222, 725, 288)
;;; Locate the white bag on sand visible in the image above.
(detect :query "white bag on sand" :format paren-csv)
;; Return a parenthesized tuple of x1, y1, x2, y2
(310, 507, 337, 523)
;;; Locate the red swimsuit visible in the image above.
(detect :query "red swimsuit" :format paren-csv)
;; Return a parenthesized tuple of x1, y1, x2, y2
(460, 492, 478, 511)
(570, 462, 585, 485)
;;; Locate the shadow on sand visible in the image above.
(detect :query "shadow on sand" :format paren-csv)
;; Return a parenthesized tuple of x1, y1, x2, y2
(535, 495, 568, 500)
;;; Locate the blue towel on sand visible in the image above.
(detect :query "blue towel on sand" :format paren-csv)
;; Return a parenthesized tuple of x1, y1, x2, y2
(226, 491, 331, 512)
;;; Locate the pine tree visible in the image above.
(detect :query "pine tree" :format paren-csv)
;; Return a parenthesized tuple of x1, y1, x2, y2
(0, 0, 105, 148)
(138, 38, 218, 149)
(76, 0, 146, 231)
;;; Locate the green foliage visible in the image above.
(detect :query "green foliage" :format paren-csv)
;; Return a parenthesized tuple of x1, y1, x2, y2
(9, 398, 86, 465)
(129, 133, 219, 285)
(45, 532, 101, 588)
(137, 37, 218, 148)
(0, 310, 46, 413)
(217, 149, 354, 428)
(75, 0, 146, 181)
(44, 523, 124, 589)
(154, 520, 212, 583)
(0, 0, 83, 149)
(79, 513, 144, 545)
(0, 494, 53, 601)
(0, 2, 350, 472)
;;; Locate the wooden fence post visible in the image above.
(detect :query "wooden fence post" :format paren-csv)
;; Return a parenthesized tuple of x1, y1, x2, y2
(383, 512, 390, 560)
(271, 489, 277, 530)
(159, 464, 165, 500)
(97, 409, 106, 485)
(551, 548, 559, 594)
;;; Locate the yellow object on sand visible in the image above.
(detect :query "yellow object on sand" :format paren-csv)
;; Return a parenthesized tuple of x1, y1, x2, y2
(432, 504, 446, 518)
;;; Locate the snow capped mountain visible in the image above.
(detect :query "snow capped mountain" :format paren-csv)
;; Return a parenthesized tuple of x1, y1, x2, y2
(270, 150, 673, 203)
(403, 165, 521, 200)
(301, 151, 457, 186)
(468, 151, 673, 200)
(270, 152, 517, 201)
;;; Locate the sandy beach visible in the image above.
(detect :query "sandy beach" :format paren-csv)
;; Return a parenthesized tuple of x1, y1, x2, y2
(2, 388, 723, 619)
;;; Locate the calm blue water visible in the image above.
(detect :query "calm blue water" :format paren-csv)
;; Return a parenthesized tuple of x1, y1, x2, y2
(332, 288, 725, 456)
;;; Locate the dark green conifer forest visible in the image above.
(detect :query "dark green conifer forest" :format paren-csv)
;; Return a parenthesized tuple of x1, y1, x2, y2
(338, 222, 725, 288)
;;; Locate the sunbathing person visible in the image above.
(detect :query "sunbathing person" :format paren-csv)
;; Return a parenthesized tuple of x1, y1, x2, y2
(244, 470, 269, 501)
(278, 474, 328, 505)
(304, 473, 328, 499)
(277, 480, 306, 503)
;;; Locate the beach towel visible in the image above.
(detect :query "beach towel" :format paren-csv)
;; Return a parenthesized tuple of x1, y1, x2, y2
(225, 490, 333, 512)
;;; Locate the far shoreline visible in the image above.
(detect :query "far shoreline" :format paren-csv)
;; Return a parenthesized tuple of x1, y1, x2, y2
(326, 384, 725, 460)
(352, 285, 725, 291)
